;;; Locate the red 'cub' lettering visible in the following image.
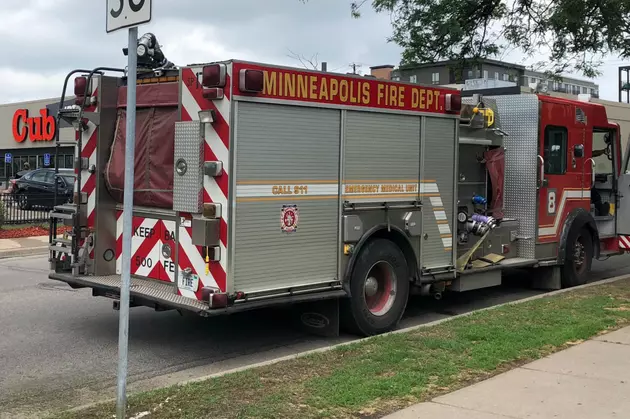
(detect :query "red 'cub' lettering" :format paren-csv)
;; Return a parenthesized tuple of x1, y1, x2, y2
(12, 108, 56, 143)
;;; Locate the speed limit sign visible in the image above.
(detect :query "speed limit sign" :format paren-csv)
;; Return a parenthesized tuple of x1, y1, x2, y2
(106, 0, 152, 33)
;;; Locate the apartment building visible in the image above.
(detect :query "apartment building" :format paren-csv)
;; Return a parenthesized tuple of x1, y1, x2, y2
(370, 58, 600, 98)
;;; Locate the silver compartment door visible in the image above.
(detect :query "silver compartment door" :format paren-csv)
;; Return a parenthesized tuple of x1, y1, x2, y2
(617, 134, 630, 235)
(617, 173, 630, 235)
(232, 102, 341, 294)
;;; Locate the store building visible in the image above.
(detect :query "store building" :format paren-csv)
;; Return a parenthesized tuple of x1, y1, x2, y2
(0, 97, 76, 180)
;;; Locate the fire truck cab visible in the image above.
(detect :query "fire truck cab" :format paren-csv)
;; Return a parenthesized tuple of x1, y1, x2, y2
(46, 33, 630, 337)
(457, 92, 630, 291)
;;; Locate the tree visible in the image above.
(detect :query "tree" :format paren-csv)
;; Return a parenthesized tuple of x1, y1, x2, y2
(287, 49, 321, 70)
(352, 0, 630, 78)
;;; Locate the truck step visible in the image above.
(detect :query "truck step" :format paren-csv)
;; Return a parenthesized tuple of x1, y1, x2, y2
(49, 212, 74, 220)
(58, 108, 81, 119)
(48, 273, 211, 312)
(52, 238, 72, 246)
(49, 245, 71, 253)
(53, 204, 78, 213)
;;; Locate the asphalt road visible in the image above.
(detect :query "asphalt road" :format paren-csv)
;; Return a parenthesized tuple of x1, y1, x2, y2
(1, 254, 630, 418)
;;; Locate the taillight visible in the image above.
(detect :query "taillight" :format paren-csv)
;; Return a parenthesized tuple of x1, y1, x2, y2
(74, 76, 88, 96)
(445, 93, 462, 113)
(202, 88, 225, 100)
(239, 69, 264, 93)
(74, 76, 92, 105)
(202, 64, 227, 88)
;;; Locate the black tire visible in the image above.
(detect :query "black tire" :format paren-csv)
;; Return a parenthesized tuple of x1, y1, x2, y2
(561, 226, 593, 288)
(341, 238, 410, 336)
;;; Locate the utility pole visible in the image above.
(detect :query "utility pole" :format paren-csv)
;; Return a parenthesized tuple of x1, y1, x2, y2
(349, 62, 362, 75)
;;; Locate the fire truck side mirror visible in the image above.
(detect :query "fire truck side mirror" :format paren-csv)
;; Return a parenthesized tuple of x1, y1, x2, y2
(574, 144, 584, 158)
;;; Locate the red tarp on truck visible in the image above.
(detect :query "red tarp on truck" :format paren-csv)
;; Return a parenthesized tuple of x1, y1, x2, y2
(105, 82, 178, 209)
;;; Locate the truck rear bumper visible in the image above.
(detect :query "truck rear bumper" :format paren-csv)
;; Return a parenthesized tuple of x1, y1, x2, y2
(49, 272, 216, 315)
(49, 272, 347, 316)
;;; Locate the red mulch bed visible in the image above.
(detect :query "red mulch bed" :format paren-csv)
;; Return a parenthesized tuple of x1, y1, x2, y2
(0, 226, 71, 239)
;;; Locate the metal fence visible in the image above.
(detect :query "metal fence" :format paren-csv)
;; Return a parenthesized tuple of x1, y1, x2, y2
(0, 192, 51, 225)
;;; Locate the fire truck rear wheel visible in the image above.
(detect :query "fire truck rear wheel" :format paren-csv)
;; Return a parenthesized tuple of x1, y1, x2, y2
(561, 226, 593, 288)
(342, 238, 410, 336)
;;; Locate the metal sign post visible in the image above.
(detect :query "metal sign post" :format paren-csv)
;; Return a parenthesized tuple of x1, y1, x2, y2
(106, 1, 152, 418)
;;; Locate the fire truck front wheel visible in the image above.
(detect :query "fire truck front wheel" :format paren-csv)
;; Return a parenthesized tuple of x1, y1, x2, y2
(561, 226, 593, 288)
(342, 238, 410, 336)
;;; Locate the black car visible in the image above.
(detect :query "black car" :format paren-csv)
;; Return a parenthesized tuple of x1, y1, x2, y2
(12, 168, 75, 210)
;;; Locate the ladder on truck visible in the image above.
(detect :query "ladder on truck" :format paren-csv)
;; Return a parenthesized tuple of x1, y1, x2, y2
(49, 67, 124, 276)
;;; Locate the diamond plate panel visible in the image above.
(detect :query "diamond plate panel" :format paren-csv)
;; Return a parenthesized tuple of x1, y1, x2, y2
(50, 273, 209, 311)
(173, 121, 204, 213)
(464, 94, 539, 258)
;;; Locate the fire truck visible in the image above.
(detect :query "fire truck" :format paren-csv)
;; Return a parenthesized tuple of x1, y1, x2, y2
(48, 33, 630, 337)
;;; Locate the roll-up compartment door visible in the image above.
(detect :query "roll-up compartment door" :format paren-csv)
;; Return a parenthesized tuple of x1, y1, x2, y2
(233, 102, 341, 294)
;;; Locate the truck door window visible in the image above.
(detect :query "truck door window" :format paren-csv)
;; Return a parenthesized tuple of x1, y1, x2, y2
(592, 129, 614, 175)
(544, 126, 568, 175)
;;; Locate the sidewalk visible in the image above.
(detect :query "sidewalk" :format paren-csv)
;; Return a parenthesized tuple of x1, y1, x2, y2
(387, 326, 630, 418)
(0, 235, 49, 259)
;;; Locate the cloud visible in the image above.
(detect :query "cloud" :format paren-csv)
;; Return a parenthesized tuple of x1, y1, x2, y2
(0, 0, 623, 102)
(0, 0, 401, 103)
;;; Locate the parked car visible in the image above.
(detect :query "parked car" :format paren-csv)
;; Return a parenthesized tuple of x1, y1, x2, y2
(11, 168, 75, 210)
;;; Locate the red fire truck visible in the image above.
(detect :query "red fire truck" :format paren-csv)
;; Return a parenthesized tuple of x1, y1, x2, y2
(48, 33, 630, 336)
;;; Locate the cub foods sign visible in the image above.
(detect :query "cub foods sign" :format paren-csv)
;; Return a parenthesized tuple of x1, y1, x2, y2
(12, 108, 56, 143)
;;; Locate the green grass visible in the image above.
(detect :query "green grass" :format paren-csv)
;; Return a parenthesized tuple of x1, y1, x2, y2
(1, 222, 45, 230)
(51, 279, 630, 419)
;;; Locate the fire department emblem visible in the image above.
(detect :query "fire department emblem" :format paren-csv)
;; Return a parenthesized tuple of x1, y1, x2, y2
(281, 205, 299, 233)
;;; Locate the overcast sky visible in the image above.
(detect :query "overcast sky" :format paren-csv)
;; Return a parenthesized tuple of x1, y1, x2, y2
(0, 0, 625, 104)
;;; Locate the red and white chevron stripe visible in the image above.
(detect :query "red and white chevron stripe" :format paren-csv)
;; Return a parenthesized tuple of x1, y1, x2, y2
(74, 76, 99, 261)
(114, 212, 222, 299)
(179, 65, 231, 294)
(619, 235, 630, 250)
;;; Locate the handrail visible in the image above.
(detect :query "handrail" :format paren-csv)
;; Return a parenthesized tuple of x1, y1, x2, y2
(584, 158, 596, 195)
(537, 155, 545, 188)
(51, 66, 125, 269)
(50, 68, 94, 253)
(72, 67, 125, 266)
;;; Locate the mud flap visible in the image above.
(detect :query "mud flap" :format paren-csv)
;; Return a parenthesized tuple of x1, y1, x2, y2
(291, 298, 340, 337)
(531, 266, 561, 290)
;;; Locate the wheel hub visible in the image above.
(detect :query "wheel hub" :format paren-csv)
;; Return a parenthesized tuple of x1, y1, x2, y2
(364, 261, 397, 317)
(364, 276, 379, 297)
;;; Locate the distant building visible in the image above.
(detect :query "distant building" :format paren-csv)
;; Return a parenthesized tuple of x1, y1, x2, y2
(370, 58, 599, 98)
(371, 58, 525, 86)
(369, 65, 395, 80)
(523, 69, 599, 98)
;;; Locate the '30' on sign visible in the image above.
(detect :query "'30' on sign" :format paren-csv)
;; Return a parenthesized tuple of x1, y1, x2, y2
(106, 0, 152, 33)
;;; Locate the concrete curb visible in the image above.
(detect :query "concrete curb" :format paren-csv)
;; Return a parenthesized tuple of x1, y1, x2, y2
(0, 246, 48, 260)
(63, 273, 630, 415)
(181, 273, 630, 385)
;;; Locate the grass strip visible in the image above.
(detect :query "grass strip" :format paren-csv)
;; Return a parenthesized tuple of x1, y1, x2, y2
(53, 278, 630, 419)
